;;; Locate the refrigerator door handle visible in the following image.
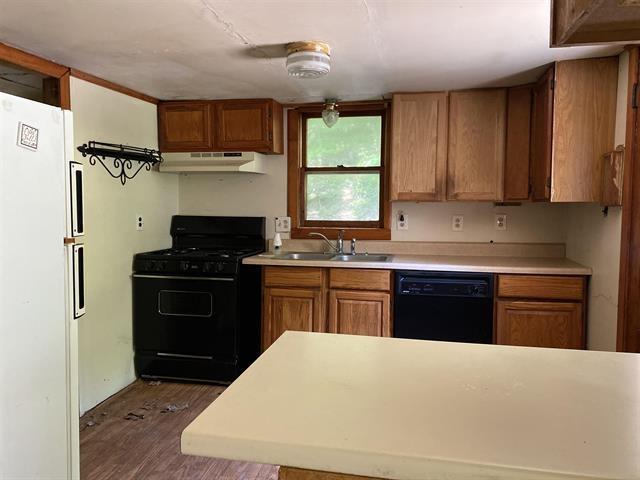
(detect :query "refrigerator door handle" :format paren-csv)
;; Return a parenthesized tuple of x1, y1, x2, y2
(72, 244, 86, 318)
(69, 162, 85, 237)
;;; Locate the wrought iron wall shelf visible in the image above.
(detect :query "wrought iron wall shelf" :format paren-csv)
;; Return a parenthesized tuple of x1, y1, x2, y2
(77, 141, 163, 185)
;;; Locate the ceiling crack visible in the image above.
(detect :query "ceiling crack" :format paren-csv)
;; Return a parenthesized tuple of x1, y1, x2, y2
(198, 0, 253, 46)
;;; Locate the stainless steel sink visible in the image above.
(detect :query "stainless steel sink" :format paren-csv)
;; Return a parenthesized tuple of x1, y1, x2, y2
(330, 254, 390, 262)
(273, 252, 336, 261)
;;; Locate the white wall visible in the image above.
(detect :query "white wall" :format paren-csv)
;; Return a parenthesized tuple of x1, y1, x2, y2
(71, 77, 178, 413)
(565, 51, 628, 351)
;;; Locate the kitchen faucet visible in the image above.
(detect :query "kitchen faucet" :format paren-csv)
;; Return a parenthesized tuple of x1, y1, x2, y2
(309, 230, 344, 254)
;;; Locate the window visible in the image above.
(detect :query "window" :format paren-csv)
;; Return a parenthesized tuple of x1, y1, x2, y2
(288, 104, 390, 240)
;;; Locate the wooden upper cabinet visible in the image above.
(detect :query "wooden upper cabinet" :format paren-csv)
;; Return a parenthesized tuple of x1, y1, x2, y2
(158, 102, 213, 152)
(530, 66, 554, 201)
(504, 85, 533, 201)
(551, 57, 618, 202)
(496, 300, 584, 349)
(329, 290, 391, 337)
(157, 98, 284, 154)
(447, 89, 506, 201)
(390, 93, 448, 201)
(216, 99, 284, 154)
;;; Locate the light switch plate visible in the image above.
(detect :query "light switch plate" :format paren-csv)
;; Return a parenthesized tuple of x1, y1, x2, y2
(397, 211, 408, 230)
(495, 214, 507, 231)
(452, 215, 464, 231)
(275, 216, 291, 233)
(136, 214, 144, 231)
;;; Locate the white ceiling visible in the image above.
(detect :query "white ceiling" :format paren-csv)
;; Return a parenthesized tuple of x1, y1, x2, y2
(0, 0, 622, 102)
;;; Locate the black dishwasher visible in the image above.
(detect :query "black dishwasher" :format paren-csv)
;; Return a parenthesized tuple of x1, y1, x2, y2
(394, 271, 494, 344)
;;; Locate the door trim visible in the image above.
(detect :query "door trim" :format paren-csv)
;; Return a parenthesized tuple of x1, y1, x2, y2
(617, 46, 640, 353)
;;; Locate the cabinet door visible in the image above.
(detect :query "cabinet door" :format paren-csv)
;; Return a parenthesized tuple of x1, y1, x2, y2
(447, 89, 506, 201)
(263, 287, 323, 350)
(328, 290, 391, 337)
(551, 57, 618, 202)
(158, 102, 213, 151)
(496, 300, 584, 349)
(530, 66, 554, 201)
(390, 93, 447, 201)
(216, 100, 272, 152)
(504, 85, 533, 201)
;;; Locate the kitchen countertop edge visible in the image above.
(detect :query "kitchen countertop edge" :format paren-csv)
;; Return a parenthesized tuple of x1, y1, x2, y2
(243, 253, 592, 276)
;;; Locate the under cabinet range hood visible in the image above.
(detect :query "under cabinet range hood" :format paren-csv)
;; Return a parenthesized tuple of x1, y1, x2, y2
(159, 151, 266, 174)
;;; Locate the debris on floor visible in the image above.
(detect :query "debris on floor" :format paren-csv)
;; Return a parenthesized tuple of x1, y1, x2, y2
(161, 403, 189, 413)
(141, 400, 157, 410)
(124, 412, 145, 421)
(147, 380, 162, 386)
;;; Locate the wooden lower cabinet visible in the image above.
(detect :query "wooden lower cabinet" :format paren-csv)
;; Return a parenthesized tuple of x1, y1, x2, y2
(262, 287, 324, 351)
(496, 300, 584, 349)
(328, 290, 391, 337)
(262, 267, 393, 350)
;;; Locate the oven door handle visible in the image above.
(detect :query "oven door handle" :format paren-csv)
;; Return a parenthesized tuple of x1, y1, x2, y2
(132, 274, 235, 282)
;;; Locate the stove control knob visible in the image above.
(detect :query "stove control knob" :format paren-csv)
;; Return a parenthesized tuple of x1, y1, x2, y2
(215, 262, 225, 273)
(179, 261, 190, 272)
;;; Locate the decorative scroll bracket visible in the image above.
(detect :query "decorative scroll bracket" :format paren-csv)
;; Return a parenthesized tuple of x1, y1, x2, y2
(77, 141, 162, 186)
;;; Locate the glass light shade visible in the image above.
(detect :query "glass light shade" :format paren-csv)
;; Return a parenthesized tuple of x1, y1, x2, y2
(322, 107, 339, 128)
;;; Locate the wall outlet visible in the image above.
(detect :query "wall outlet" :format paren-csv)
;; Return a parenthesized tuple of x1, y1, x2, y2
(397, 211, 408, 230)
(136, 214, 144, 231)
(275, 216, 291, 233)
(495, 214, 507, 231)
(452, 215, 464, 231)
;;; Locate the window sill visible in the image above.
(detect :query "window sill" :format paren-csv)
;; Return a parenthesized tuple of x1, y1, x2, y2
(291, 227, 391, 241)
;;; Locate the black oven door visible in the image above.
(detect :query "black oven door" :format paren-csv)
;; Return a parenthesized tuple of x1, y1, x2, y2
(132, 274, 237, 362)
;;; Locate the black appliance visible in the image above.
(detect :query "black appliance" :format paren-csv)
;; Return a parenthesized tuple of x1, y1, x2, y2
(394, 271, 494, 344)
(132, 215, 265, 383)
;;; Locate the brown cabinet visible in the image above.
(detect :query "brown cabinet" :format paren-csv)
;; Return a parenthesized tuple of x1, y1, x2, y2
(530, 67, 554, 201)
(390, 93, 448, 201)
(531, 57, 618, 202)
(158, 102, 213, 152)
(447, 89, 506, 201)
(158, 99, 284, 154)
(216, 99, 283, 154)
(496, 300, 584, 349)
(495, 274, 586, 349)
(261, 266, 393, 350)
(504, 85, 533, 201)
(329, 290, 391, 337)
(262, 287, 324, 350)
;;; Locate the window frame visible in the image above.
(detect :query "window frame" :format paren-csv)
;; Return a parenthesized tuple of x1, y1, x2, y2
(287, 102, 391, 240)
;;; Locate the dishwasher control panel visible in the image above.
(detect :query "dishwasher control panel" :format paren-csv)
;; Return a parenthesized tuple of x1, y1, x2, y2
(398, 276, 491, 298)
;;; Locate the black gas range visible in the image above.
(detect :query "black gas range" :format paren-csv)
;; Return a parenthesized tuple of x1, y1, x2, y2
(132, 215, 265, 384)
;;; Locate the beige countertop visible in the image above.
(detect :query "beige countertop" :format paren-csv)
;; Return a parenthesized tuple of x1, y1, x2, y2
(244, 253, 592, 275)
(182, 332, 640, 480)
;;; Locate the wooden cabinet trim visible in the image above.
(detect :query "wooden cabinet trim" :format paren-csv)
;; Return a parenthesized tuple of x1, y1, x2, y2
(497, 274, 585, 301)
(329, 268, 391, 291)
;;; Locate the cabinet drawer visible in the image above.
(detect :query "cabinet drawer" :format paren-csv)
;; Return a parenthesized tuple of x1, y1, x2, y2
(329, 268, 391, 291)
(497, 275, 585, 301)
(264, 267, 324, 288)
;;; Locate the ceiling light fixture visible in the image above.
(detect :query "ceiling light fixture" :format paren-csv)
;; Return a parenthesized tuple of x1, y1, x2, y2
(285, 41, 331, 79)
(322, 99, 339, 128)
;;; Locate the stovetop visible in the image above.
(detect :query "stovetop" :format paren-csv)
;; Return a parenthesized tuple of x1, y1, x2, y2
(139, 247, 262, 260)
(134, 247, 263, 276)
(133, 215, 266, 276)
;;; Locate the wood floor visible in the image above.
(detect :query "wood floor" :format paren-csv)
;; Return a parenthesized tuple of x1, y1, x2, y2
(80, 380, 278, 480)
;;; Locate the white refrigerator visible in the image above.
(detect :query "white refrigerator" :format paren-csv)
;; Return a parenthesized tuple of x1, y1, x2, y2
(0, 92, 83, 479)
